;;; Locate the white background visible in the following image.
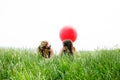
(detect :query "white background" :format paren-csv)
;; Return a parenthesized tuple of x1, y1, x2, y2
(0, 0, 120, 53)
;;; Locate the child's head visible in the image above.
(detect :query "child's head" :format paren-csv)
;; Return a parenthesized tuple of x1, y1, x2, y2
(38, 40, 51, 58)
(63, 39, 73, 46)
(63, 39, 73, 54)
(40, 41, 50, 49)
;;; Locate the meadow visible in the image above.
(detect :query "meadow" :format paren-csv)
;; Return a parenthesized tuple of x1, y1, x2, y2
(0, 48, 120, 80)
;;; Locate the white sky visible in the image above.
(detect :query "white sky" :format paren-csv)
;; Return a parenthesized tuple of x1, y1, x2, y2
(0, 0, 120, 53)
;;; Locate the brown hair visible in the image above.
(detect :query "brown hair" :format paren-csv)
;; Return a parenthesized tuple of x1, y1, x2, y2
(63, 39, 74, 55)
(38, 41, 51, 58)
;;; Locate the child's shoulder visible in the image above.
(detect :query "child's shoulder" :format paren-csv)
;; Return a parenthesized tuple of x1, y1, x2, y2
(73, 47, 76, 50)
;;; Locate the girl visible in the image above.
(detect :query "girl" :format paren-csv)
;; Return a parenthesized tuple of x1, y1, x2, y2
(38, 40, 54, 58)
(59, 39, 76, 57)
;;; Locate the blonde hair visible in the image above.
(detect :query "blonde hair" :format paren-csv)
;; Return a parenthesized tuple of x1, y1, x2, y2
(38, 41, 51, 58)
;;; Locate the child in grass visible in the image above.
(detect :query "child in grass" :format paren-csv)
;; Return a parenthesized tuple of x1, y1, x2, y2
(59, 39, 76, 57)
(38, 40, 54, 58)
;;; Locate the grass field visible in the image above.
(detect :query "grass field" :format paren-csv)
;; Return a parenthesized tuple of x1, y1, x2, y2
(0, 48, 120, 80)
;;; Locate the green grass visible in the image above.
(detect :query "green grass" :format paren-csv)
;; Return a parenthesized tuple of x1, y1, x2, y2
(0, 48, 120, 80)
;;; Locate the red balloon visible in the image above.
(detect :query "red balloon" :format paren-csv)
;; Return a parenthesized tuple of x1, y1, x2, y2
(59, 26, 77, 42)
